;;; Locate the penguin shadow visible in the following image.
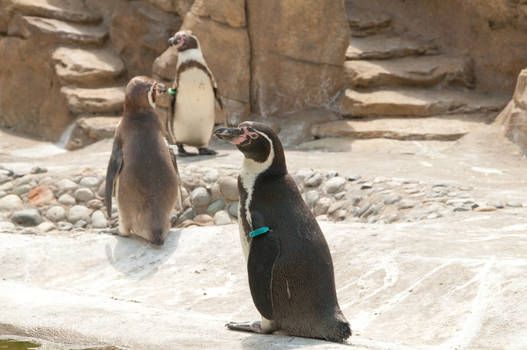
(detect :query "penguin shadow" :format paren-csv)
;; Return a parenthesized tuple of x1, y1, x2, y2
(240, 334, 353, 349)
(104, 229, 181, 280)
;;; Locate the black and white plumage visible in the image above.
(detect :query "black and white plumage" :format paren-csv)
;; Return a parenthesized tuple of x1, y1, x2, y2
(214, 122, 351, 342)
(166, 30, 222, 157)
(105, 76, 182, 245)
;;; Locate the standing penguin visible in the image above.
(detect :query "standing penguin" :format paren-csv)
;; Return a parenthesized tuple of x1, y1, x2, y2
(214, 122, 351, 342)
(166, 30, 222, 156)
(105, 76, 182, 245)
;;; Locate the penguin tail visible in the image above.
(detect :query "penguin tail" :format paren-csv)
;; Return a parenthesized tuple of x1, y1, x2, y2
(323, 313, 352, 343)
(151, 227, 166, 246)
(326, 320, 352, 343)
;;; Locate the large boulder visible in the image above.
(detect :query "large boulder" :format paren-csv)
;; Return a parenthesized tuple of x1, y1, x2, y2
(496, 68, 527, 154)
(0, 36, 72, 141)
(110, 0, 181, 77)
(65, 116, 121, 150)
(246, 0, 349, 118)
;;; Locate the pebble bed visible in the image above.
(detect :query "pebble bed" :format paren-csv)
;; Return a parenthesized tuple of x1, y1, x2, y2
(0, 163, 523, 234)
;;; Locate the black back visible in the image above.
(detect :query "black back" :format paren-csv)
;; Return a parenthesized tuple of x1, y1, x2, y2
(237, 122, 350, 341)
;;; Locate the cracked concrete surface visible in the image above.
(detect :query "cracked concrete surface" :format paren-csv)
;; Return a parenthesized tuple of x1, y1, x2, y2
(1, 216, 526, 349)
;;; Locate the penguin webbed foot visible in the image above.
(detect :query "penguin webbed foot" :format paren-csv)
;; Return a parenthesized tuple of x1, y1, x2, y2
(225, 321, 268, 334)
(100, 227, 120, 235)
(177, 144, 198, 157)
(198, 147, 217, 156)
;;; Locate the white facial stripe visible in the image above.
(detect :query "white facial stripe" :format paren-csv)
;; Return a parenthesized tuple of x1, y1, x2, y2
(148, 84, 155, 109)
(240, 131, 275, 228)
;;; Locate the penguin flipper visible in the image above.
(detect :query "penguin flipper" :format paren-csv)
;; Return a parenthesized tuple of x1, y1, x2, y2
(247, 230, 279, 320)
(169, 147, 183, 211)
(166, 93, 177, 144)
(213, 86, 223, 110)
(105, 136, 123, 217)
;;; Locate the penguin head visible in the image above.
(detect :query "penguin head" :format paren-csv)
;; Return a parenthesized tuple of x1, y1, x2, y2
(215, 122, 286, 174)
(124, 76, 167, 113)
(168, 30, 199, 52)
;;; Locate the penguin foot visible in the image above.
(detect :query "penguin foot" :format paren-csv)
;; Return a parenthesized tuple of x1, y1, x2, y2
(225, 321, 266, 334)
(101, 227, 120, 235)
(177, 144, 198, 157)
(198, 147, 217, 156)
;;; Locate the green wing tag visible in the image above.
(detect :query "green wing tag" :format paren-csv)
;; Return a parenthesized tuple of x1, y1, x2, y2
(250, 227, 270, 238)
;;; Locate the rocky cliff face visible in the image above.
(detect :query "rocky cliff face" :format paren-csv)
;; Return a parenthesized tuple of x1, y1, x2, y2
(0, 0, 526, 145)
(353, 0, 527, 95)
(496, 69, 527, 154)
(153, 0, 349, 125)
(246, 0, 349, 119)
(0, 0, 183, 142)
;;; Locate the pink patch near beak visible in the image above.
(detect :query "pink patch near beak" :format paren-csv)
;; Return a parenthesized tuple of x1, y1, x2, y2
(232, 127, 258, 145)
(232, 135, 246, 145)
(174, 38, 185, 50)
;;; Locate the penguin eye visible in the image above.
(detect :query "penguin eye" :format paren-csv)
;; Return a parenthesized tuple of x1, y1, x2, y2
(247, 129, 259, 140)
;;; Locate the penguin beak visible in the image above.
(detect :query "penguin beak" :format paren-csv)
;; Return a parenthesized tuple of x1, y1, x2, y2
(214, 127, 244, 144)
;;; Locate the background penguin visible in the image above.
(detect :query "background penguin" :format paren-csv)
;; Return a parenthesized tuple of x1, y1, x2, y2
(166, 30, 223, 157)
(105, 76, 182, 245)
(214, 122, 351, 343)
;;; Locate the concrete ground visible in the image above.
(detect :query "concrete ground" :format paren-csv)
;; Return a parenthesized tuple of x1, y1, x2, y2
(0, 125, 526, 349)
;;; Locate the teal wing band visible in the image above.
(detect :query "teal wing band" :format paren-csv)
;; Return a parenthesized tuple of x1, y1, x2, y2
(168, 88, 177, 95)
(250, 227, 270, 238)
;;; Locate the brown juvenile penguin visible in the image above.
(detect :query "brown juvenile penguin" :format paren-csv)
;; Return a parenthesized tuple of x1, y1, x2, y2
(166, 30, 222, 157)
(214, 122, 351, 342)
(105, 76, 182, 245)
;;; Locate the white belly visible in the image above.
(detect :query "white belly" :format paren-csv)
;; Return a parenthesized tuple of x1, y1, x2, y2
(173, 68, 215, 147)
(238, 213, 249, 261)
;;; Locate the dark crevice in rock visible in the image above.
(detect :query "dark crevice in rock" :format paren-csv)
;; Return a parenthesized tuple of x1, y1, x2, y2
(244, 0, 254, 119)
(3, 33, 25, 40)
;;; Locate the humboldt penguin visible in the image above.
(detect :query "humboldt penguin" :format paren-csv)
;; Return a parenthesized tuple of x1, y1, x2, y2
(105, 76, 182, 245)
(214, 122, 351, 342)
(166, 30, 222, 157)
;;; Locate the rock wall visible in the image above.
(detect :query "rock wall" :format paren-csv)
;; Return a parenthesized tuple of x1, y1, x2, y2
(2, 0, 526, 142)
(153, 0, 350, 125)
(352, 0, 527, 95)
(0, 0, 183, 142)
(496, 69, 527, 154)
(0, 9, 72, 141)
(109, 1, 181, 77)
(247, 0, 349, 118)
(143, 0, 194, 16)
